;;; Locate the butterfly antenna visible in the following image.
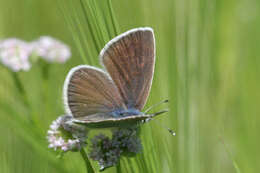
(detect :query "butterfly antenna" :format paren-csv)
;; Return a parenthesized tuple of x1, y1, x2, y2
(167, 128, 176, 136)
(150, 109, 169, 117)
(144, 108, 176, 136)
(144, 99, 169, 114)
(142, 109, 168, 124)
(153, 120, 176, 136)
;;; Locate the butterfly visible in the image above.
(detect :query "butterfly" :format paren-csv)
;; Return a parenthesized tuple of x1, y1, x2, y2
(63, 27, 167, 128)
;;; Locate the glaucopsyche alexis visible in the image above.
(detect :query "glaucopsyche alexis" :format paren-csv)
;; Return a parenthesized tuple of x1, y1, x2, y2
(63, 27, 167, 128)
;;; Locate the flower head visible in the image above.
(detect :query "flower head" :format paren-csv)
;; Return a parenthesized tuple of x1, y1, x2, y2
(32, 36, 71, 63)
(89, 134, 121, 171)
(47, 115, 87, 152)
(112, 127, 142, 154)
(89, 127, 142, 171)
(0, 38, 32, 72)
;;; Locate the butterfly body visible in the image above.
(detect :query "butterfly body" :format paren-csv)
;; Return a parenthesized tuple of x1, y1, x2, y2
(63, 27, 167, 128)
(109, 108, 143, 118)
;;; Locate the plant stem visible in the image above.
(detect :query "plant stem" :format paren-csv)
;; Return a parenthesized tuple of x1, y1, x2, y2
(41, 61, 50, 80)
(219, 135, 241, 173)
(80, 148, 95, 173)
(41, 62, 50, 117)
(11, 72, 30, 108)
(10, 71, 34, 123)
(107, 0, 120, 35)
(116, 159, 121, 173)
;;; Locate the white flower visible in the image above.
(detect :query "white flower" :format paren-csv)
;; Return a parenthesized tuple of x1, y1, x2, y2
(32, 36, 71, 63)
(0, 38, 32, 72)
(47, 115, 87, 152)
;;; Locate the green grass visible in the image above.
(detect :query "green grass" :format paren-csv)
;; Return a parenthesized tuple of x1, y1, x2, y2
(0, 0, 260, 172)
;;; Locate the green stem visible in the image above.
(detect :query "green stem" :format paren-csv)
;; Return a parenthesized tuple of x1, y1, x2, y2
(10, 72, 34, 123)
(41, 62, 50, 116)
(107, 0, 120, 35)
(219, 135, 241, 173)
(41, 61, 50, 80)
(116, 159, 121, 173)
(80, 148, 95, 173)
(11, 72, 30, 108)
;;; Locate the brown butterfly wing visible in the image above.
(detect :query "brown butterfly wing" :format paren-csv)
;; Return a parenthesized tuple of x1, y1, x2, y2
(63, 65, 126, 118)
(100, 28, 155, 110)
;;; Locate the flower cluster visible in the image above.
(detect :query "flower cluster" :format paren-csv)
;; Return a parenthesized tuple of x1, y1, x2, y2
(0, 36, 71, 72)
(32, 36, 71, 63)
(47, 115, 87, 152)
(0, 39, 32, 72)
(89, 127, 142, 171)
(89, 134, 121, 171)
(112, 128, 142, 154)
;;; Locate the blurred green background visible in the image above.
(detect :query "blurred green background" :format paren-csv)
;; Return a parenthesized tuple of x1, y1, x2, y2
(0, 0, 259, 172)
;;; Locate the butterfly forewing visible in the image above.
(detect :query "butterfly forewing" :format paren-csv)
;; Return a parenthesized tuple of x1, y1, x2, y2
(100, 28, 155, 110)
(64, 65, 126, 118)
